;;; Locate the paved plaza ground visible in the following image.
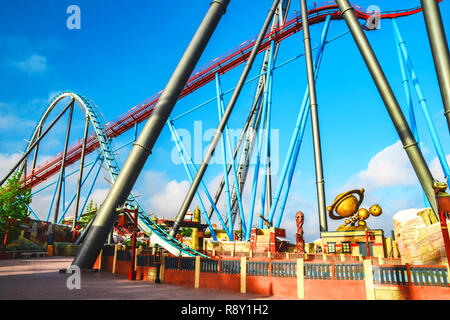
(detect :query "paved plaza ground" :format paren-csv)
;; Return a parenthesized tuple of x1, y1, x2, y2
(0, 257, 275, 300)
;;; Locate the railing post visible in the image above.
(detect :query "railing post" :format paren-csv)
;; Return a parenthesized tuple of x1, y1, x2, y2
(331, 260, 335, 280)
(240, 257, 247, 293)
(405, 263, 412, 285)
(297, 258, 304, 299)
(112, 244, 119, 274)
(363, 259, 376, 300)
(445, 263, 450, 284)
(160, 252, 166, 283)
(268, 258, 272, 277)
(98, 249, 103, 271)
(195, 256, 201, 288)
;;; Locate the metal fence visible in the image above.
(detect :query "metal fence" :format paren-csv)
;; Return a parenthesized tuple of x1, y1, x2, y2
(165, 256, 179, 270)
(334, 263, 364, 280)
(304, 263, 332, 279)
(201, 259, 219, 273)
(180, 257, 196, 271)
(373, 265, 449, 287)
(410, 266, 448, 287)
(141, 254, 449, 289)
(221, 260, 241, 274)
(272, 261, 296, 277)
(247, 261, 270, 276)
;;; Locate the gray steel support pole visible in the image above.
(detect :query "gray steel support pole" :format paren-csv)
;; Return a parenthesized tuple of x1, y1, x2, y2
(232, 0, 290, 227)
(336, 0, 439, 216)
(420, 0, 450, 132)
(72, 0, 230, 269)
(0, 100, 74, 186)
(219, 1, 291, 227)
(301, 0, 328, 232)
(73, 115, 90, 229)
(208, 88, 262, 222)
(170, 0, 281, 238)
(74, 214, 96, 246)
(30, 126, 42, 185)
(230, 95, 264, 225)
(53, 101, 75, 224)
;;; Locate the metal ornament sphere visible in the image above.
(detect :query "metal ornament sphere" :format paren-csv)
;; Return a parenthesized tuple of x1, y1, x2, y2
(358, 208, 370, 220)
(369, 204, 382, 216)
(327, 188, 382, 231)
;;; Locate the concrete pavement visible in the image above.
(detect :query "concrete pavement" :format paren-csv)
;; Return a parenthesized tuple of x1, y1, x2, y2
(0, 257, 275, 300)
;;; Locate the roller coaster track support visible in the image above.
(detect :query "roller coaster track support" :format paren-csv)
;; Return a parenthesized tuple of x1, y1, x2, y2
(336, 0, 439, 218)
(72, 0, 230, 269)
(420, 0, 450, 133)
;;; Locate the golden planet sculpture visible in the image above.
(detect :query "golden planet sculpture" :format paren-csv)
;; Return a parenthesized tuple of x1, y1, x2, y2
(327, 188, 382, 231)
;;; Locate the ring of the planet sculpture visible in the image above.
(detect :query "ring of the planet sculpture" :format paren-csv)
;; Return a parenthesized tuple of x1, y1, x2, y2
(327, 189, 365, 220)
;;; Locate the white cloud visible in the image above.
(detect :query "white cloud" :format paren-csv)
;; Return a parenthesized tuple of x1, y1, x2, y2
(0, 112, 35, 132)
(12, 54, 47, 75)
(0, 153, 22, 178)
(429, 154, 450, 181)
(148, 179, 191, 219)
(349, 140, 417, 188)
(89, 188, 110, 207)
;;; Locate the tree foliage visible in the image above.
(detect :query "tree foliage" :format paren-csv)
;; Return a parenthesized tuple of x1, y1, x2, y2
(0, 172, 32, 239)
(79, 199, 96, 227)
(180, 226, 192, 237)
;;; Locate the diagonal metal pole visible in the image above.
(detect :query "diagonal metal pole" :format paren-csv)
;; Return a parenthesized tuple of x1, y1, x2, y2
(219, 0, 291, 231)
(72, 114, 90, 230)
(215, 73, 234, 238)
(72, 0, 230, 269)
(393, 19, 450, 180)
(420, 0, 450, 133)
(167, 120, 219, 241)
(215, 74, 247, 234)
(301, 0, 327, 232)
(0, 99, 74, 186)
(170, 0, 282, 238)
(274, 14, 331, 228)
(30, 126, 42, 186)
(53, 100, 75, 224)
(336, 0, 439, 217)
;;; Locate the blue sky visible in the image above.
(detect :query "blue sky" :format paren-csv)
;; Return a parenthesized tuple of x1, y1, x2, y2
(0, 0, 449, 242)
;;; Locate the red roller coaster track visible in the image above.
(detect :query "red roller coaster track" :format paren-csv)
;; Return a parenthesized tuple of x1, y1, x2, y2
(21, 1, 440, 191)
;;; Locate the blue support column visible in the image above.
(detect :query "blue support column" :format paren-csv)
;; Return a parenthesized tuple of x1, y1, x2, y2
(168, 120, 229, 235)
(46, 174, 61, 222)
(215, 73, 247, 237)
(259, 41, 275, 229)
(134, 122, 138, 140)
(31, 160, 96, 196)
(269, 15, 331, 227)
(58, 154, 102, 224)
(246, 41, 275, 240)
(77, 157, 104, 221)
(393, 18, 450, 180)
(62, 176, 66, 214)
(167, 120, 218, 241)
(215, 73, 234, 238)
(25, 203, 40, 220)
(392, 19, 430, 207)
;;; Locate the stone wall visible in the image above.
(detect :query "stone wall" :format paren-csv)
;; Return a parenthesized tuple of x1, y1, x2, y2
(393, 208, 449, 265)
